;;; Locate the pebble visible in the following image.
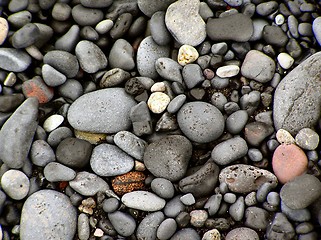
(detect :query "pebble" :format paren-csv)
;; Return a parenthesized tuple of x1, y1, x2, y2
(71, 4, 104, 26)
(272, 144, 308, 184)
(144, 135, 192, 181)
(78, 213, 90, 240)
(151, 82, 166, 92)
(121, 190, 166, 211)
(177, 102, 224, 143)
(95, 19, 113, 34)
(56, 137, 92, 168)
(250, 18, 269, 41)
(241, 50, 276, 83)
(43, 114, 64, 132)
(137, 36, 170, 78)
(136, 211, 165, 240)
(69, 171, 109, 196)
(58, 79, 83, 101)
(229, 196, 245, 221)
(313, 17, 321, 46)
(248, 148, 263, 162)
(277, 52, 294, 70)
(207, 13, 253, 42)
(281, 201, 311, 222)
(147, 92, 171, 114)
(44, 162, 76, 182)
(130, 101, 153, 136)
(22, 76, 54, 104)
(280, 174, 321, 210)
(80, 0, 113, 8)
(177, 44, 199, 66)
(100, 68, 130, 88)
(267, 192, 280, 207)
(190, 210, 208, 228)
(245, 206, 269, 230)
(157, 218, 177, 240)
(244, 121, 274, 147)
(102, 198, 119, 213)
(11, 23, 40, 49)
(219, 164, 278, 194)
(55, 25, 80, 52)
(112, 171, 146, 196)
(266, 212, 295, 240)
(276, 129, 295, 144)
(164, 195, 185, 217)
(155, 57, 183, 83)
(216, 65, 240, 78)
(263, 25, 288, 47)
(30, 140, 55, 167)
(182, 63, 204, 89)
(202, 229, 221, 240)
(225, 227, 259, 240)
(0, 94, 24, 112)
(0, 48, 32, 72)
(151, 178, 175, 199)
(295, 128, 319, 150)
(211, 136, 248, 165)
(20, 190, 77, 240)
(1, 170, 29, 200)
(180, 193, 195, 206)
(90, 143, 134, 177)
(0, 17, 9, 45)
(171, 228, 201, 240)
(0, 98, 38, 168)
(150, 11, 171, 46)
(273, 52, 321, 135)
(47, 127, 73, 147)
(108, 211, 136, 237)
(42, 64, 67, 87)
(165, 0, 206, 46)
(52, 3, 71, 21)
(67, 88, 136, 133)
(167, 94, 186, 113)
(108, 39, 134, 71)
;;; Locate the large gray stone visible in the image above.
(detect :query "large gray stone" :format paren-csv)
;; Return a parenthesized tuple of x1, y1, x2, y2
(0, 48, 31, 72)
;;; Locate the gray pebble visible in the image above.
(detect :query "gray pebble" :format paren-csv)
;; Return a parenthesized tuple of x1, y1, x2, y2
(281, 201, 311, 222)
(255, 111, 273, 126)
(150, 11, 171, 46)
(108, 211, 136, 237)
(248, 148, 263, 162)
(256, 1, 278, 16)
(71, 4, 103, 26)
(226, 227, 259, 240)
(103, 198, 119, 213)
(1, 169, 30, 200)
(44, 162, 76, 182)
(58, 79, 84, 102)
(229, 196, 245, 221)
(47, 127, 73, 147)
(52, 2, 72, 21)
(244, 121, 274, 147)
(130, 101, 153, 136)
(0, 48, 31, 72)
(78, 213, 90, 240)
(182, 64, 205, 89)
(224, 102, 240, 115)
(211, 75, 229, 89)
(42, 64, 66, 87)
(30, 140, 55, 167)
(109, 13, 133, 39)
(266, 213, 295, 240)
(240, 90, 261, 115)
(151, 178, 175, 199)
(20, 190, 77, 240)
(211, 42, 228, 55)
(138, 0, 175, 17)
(267, 192, 280, 207)
(164, 195, 185, 218)
(167, 94, 186, 113)
(0, 94, 24, 113)
(245, 192, 258, 206)
(122, 191, 166, 212)
(245, 206, 270, 230)
(180, 193, 195, 206)
(100, 68, 130, 88)
(109, 39, 135, 71)
(226, 110, 248, 134)
(80, 26, 99, 41)
(199, 2, 214, 20)
(263, 25, 288, 47)
(211, 136, 248, 165)
(55, 25, 80, 52)
(12, 23, 40, 49)
(298, 232, 318, 240)
(224, 193, 236, 204)
(295, 128, 319, 150)
(155, 57, 183, 83)
(296, 222, 314, 234)
(80, 0, 113, 8)
(211, 92, 227, 111)
(256, 182, 276, 203)
(8, 0, 28, 12)
(313, 17, 321, 46)
(33, 23, 54, 48)
(298, 23, 313, 37)
(136, 211, 165, 240)
(170, 228, 200, 240)
(249, 18, 269, 41)
(288, 15, 299, 38)
(157, 218, 177, 240)
(7, 11, 32, 28)
(204, 194, 222, 216)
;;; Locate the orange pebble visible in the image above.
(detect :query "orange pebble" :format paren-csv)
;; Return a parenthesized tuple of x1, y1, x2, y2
(22, 76, 54, 103)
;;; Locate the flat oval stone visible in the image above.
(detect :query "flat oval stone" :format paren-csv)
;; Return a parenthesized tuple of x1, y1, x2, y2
(20, 190, 77, 240)
(121, 191, 166, 211)
(136, 211, 165, 240)
(144, 135, 192, 181)
(67, 88, 136, 134)
(108, 211, 136, 237)
(177, 101, 224, 143)
(138, 0, 175, 17)
(80, 0, 113, 8)
(0, 48, 31, 72)
(226, 227, 259, 240)
(44, 162, 76, 182)
(71, 4, 104, 26)
(219, 164, 278, 194)
(1, 169, 30, 200)
(273, 52, 321, 135)
(12, 23, 40, 49)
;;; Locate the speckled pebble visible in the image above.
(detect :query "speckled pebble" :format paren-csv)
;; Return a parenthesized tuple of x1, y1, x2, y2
(44, 162, 76, 182)
(151, 178, 175, 199)
(177, 44, 199, 66)
(147, 92, 171, 114)
(190, 210, 208, 228)
(1, 170, 30, 200)
(295, 128, 319, 150)
(225, 227, 259, 240)
(30, 140, 56, 167)
(216, 65, 240, 78)
(180, 193, 195, 206)
(276, 129, 295, 144)
(202, 229, 221, 240)
(108, 211, 136, 237)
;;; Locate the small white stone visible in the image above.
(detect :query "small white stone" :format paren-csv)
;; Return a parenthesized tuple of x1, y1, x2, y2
(95, 19, 114, 34)
(147, 92, 171, 114)
(202, 229, 221, 240)
(177, 44, 199, 66)
(94, 228, 104, 237)
(180, 193, 195, 206)
(1, 169, 30, 200)
(190, 210, 208, 228)
(150, 82, 166, 92)
(43, 114, 64, 132)
(276, 129, 295, 144)
(135, 161, 146, 171)
(4, 72, 16, 86)
(275, 14, 285, 25)
(277, 52, 294, 70)
(216, 65, 240, 78)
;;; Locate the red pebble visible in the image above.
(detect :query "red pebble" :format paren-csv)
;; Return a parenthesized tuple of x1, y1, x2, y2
(22, 76, 54, 103)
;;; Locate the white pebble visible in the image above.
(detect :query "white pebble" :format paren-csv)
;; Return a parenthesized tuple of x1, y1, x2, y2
(147, 92, 170, 114)
(94, 228, 104, 237)
(275, 14, 285, 25)
(202, 229, 221, 240)
(43, 114, 64, 132)
(95, 19, 114, 34)
(216, 65, 240, 78)
(276, 129, 295, 144)
(277, 52, 294, 70)
(4, 72, 16, 87)
(150, 82, 166, 92)
(177, 44, 199, 66)
(1, 169, 30, 200)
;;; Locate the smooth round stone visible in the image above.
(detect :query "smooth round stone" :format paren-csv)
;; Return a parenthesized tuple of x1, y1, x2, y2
(7, 10, 32, 28)
(248, 148, 263, 162)
(229, 196, 245, 221)
(136, 211, 165, 239)
(280, 201, 311, 222)
(178, 44, 199, 66)
(249, 18, 269, 41)
(182, 63, 204, 89)
(276, 129, 295, 144)
(69, 171, 109, 196)
(155, 57, 183, 83)
(295, 128, 319, 150)
(0, 17, 9, 45)
(216, 65, 240, 78)
(241, 50, 275, 83)
(167, 94, 186, 113)
(47, 127, 73, 147)
(226, 227, 259, 240)
(12, 23, 40, 49)
(100, 68, 130, 88)
(71, 4, 104, 26)
(58, 79, 83, 101)
(20, 190, 77, 240)
(43, 114, 64, 132)
(151, 82, 166, 92)
(164, 196, 185, 217)
(43, 50, 79, 78)
(108, 211, 136, 237)
(1, 170, 29, 200)
(30, 140, 55, 167)
(52, 3, 71, 21)
(78, 213, 90, 240)
(180, 193, 195, 206)
(263, 25, 288, 47)
(102, 198, 119, 213)
(80, 0, 112, 8)
(157, 218, 177, 240)
(55, 25, 80, 52)
(121, 191, 166, 211)
(44, 162, 76, 182)
(147, 92, 171, 114)
(219, 164, 278, 194)
(150, 11, 171, 46)
(95, 19, 113, 34)
(277, 52, 294, 70)
(151, 178, 175, 199)
(137, 36, 170, 79)
(67, 88, 136, 134)
(280, 174, 321, 210)
(165, 0, 206, 46)
(313, 17, 321, 46)
(144, 135, 192, 181)
(244, 121, 274, 147)
(272, 144, 308, 184)
(177, 102, 224, 143)
(0, 48, 31, 72)
(245, 206, 269, 230)
(171, 228, 201, 240)
(211, 136, 248, 165)
(42, 64, 66, 87)
(90, 143, 134, 177)
(267, 192, 280, 207)
(108, 39, 135, 71)
(224, 193, 237, 204)
(226, 110, 248, 134)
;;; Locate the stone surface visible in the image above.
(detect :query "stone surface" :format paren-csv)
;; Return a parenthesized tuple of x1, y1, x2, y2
(121, 191, 166, 211)
(138, 0, 175, 17)
(20, 190, 77, 240)
(67, 88, 136, 133)
(109, 39, 135, 70)
(273, 52, 321, 135)
(0, 17, 8, 45)
(266, 213, 295, 240)
(108, 211, 136, 237)
(136, 211, 165, 240)
(226, 227, 259, 240)
(0, 48, 31, 72)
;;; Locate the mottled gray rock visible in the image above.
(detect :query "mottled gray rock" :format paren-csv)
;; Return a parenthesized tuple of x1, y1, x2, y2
(226, 110, 249, 134)
(164, 195, 185, 218)
(136, 211, 165, 240)
(266, 213, 295, 240)
(0, 98, 38, 168)
(121, 191, 166, 211)
(313, 17, 321, 46)
(67, 88, 136, 133)
(90, 143, 134, 177)
(47, 127, 73, 147)
(44, 162, 76, 182)
(245, 206, 270, 230)
(182, 63, 205, 89)
(144, 135, 192, 181)
(42, 64, 67, 87)
(102, 198, 119, 213)
(151, 178, 175, 199)
(157, 218, 177, 240)
(80, 0, 113, 8)
(150, 11, 171, 46)
(138, 0, 175, 17)
(244, 121, 274, 147)
(1, 169, 30, 200)
(0, 48, 31, 72)
(155, 57, 183, 83)
(109, 39, 135, 70)
(20, 190, 77, 240)
(204, 194, 222, 216)
(171, 228, 201, 240)
(78, 213, 90, 240)
(71, 4, 104, 26)
(108, 211, 136, 237)
(207, 13, 253, 42)
(12, 23, 40, 49)
(30, 140, 55, 167)
(263, 25, 288, 47)
(273, 52, 321, 135)
(177, 102, 224, 143)
(55, 25, 80, 52)
(295, 128, 319, 150)
(281, 201, 311, 222)
(165, 0, 206, 46)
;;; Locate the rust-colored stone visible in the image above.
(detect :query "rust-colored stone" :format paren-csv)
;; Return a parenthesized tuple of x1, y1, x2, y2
(112, 171, 146, 196)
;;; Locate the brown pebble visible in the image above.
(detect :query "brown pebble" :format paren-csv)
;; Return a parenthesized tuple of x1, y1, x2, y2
(0, 17, 9, 45)
(112, 171, 146, 196)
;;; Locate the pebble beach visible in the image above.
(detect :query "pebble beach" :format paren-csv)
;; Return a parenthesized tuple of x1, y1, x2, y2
(1, 0, 321, 239)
